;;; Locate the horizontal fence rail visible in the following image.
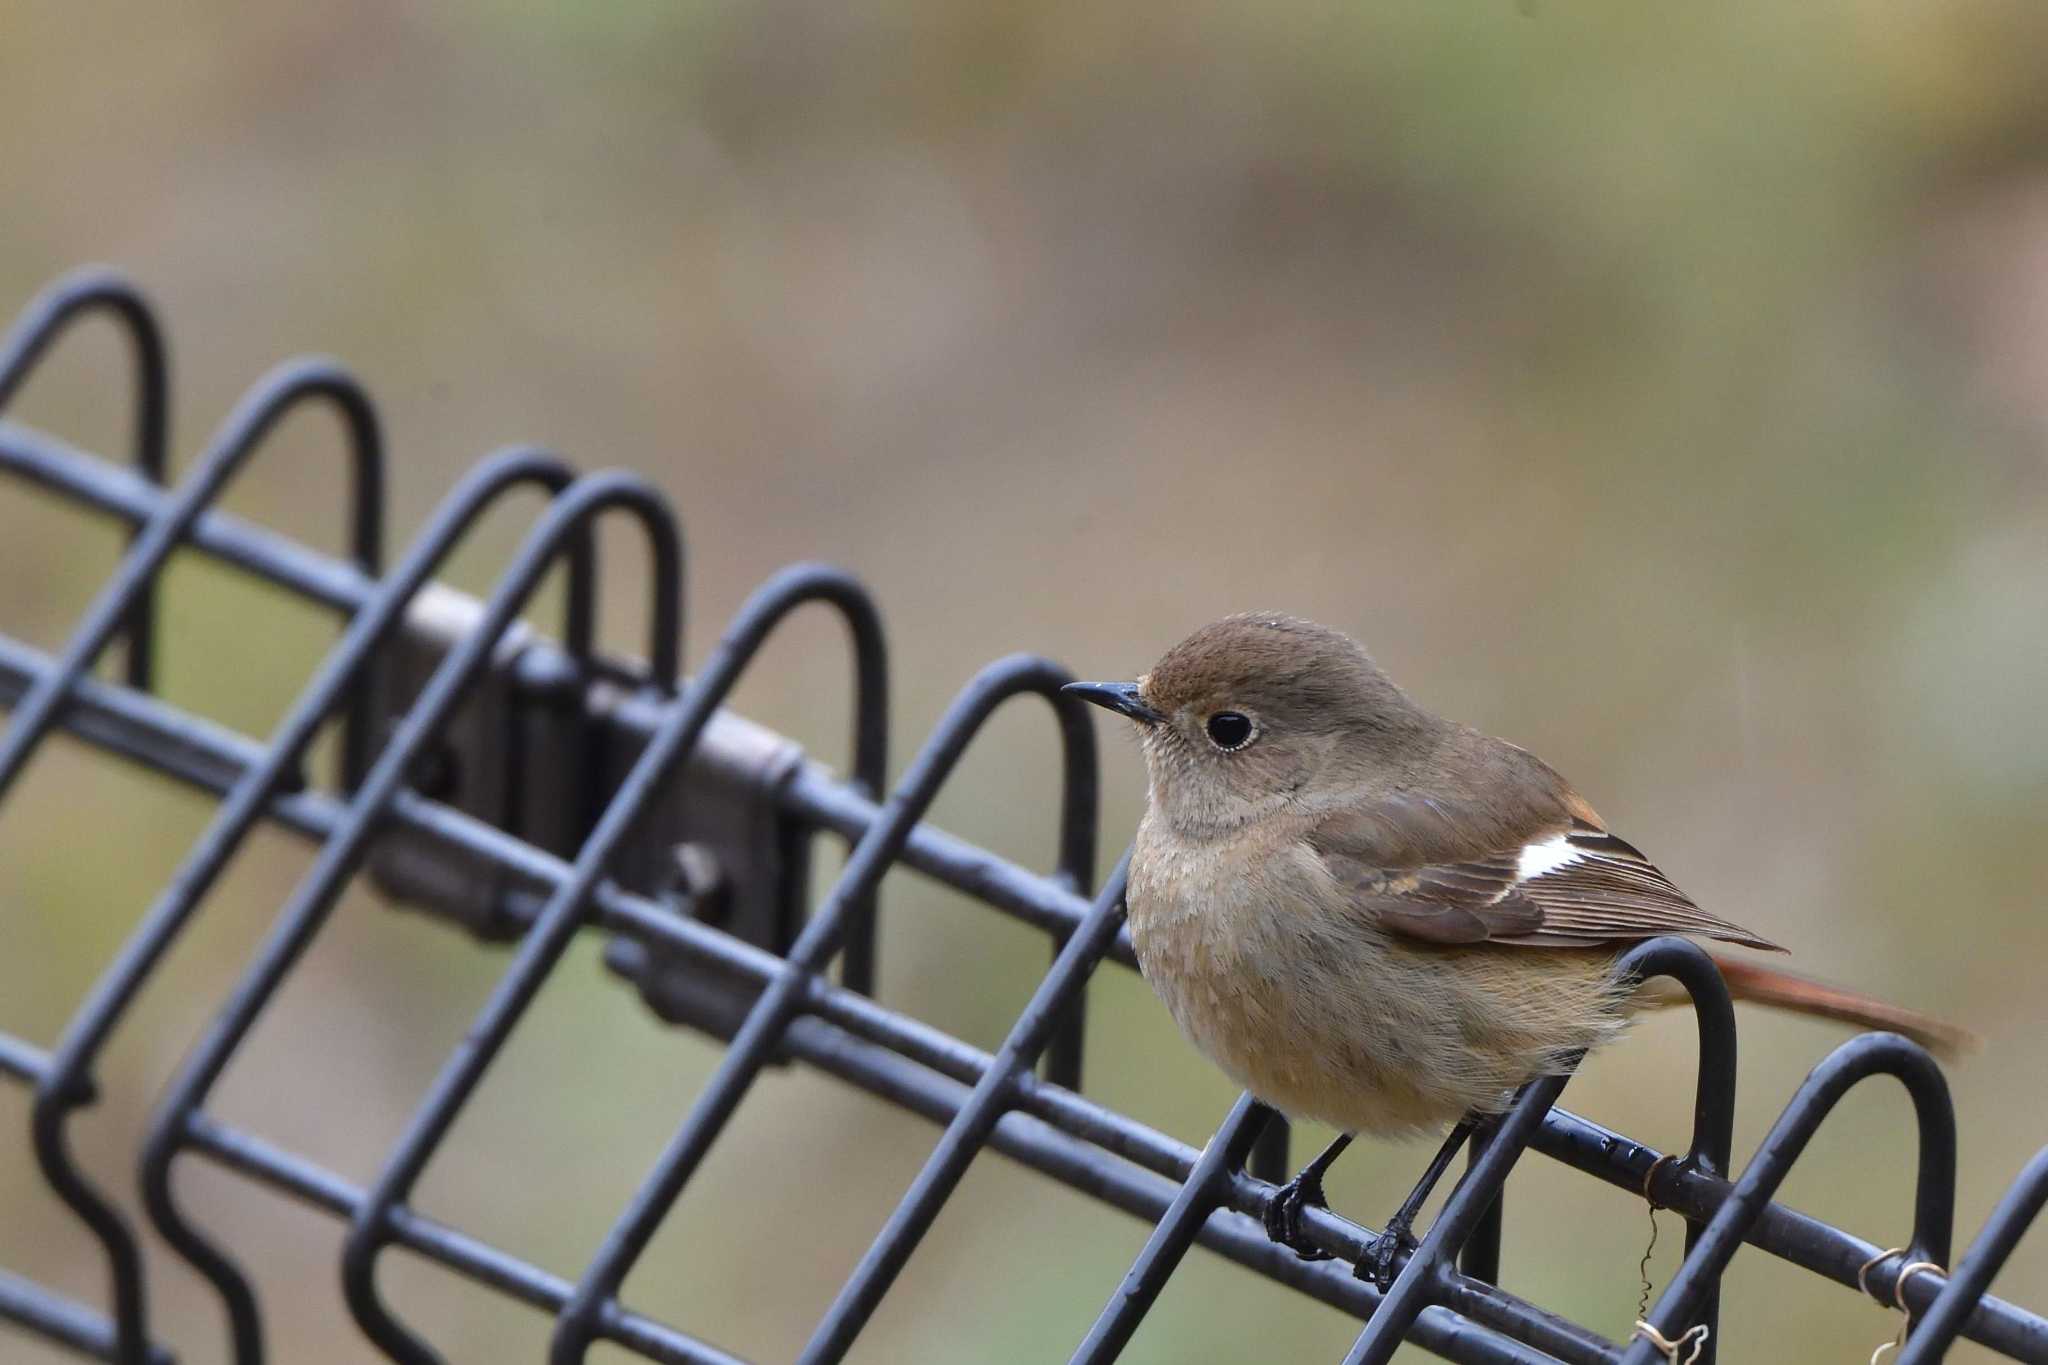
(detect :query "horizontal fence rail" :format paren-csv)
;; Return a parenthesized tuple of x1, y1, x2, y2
(0, 269, 2043, 1364)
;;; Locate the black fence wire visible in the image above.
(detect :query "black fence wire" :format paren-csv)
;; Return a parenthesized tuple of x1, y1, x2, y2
(0, 268, 2043, 1365)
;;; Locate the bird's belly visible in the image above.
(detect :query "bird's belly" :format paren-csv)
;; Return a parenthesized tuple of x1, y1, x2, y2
(1128, 861, 1626, 1137)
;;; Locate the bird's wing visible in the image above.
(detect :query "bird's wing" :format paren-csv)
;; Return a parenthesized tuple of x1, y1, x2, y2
(1307, 802, 1785, 953)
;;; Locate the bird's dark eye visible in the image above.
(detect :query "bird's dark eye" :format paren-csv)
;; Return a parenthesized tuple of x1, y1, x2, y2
(1204, 711, 1255, 751)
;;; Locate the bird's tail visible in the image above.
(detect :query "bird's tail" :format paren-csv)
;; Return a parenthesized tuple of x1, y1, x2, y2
(1705, 954, 1979, 1062)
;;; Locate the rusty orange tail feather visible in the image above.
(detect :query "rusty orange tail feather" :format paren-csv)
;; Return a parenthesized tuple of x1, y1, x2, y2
(1705, 954, 1978, 1061)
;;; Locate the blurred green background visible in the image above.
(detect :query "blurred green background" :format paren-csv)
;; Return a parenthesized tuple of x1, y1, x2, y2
(4, 1, 2048, 1361)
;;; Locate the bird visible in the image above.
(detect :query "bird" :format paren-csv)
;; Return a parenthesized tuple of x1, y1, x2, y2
(1063, 611, 1971, 1286)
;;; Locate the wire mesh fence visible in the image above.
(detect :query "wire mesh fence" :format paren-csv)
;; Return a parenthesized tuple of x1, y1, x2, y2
(0, 267, 2042, 1364)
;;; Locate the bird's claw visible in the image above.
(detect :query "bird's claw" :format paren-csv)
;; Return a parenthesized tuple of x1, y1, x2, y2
(1263, 1172, 1334, 1261)
(1358, 1219, 1418, 1290)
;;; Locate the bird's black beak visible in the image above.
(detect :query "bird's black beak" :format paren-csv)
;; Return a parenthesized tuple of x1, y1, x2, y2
(1062, 680, 1164, 726)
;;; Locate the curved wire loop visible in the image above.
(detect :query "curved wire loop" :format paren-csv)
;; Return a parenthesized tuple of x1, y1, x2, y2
(339, 561, 890, 1363)
(0, 267, 170, 690)
(20, 448, 580, 1365)
(546, 653, 1100, 1364)
(1621, 1032, 1957, 1365)
(1612, 938, 1739, 1181)
(1607, 937, 1741, 1365)
(1035, 680, 1100, 1090)
(135, 470, 680, 1365)
(827, 574, 892, 999)
(1894, 1145, 2048, 1364)
(0, 357, 384, 810)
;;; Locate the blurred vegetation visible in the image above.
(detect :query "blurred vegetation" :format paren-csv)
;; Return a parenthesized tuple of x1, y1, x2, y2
(4, 1, 2048, 1360)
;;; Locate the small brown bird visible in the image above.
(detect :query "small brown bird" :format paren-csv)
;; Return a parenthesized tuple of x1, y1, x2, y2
(1065, 612, 1969, 1283)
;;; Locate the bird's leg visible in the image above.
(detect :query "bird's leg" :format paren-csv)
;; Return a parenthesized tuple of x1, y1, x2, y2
(1361, 1117, 1478, 1290)
(1261, 1132, 1354, 1261)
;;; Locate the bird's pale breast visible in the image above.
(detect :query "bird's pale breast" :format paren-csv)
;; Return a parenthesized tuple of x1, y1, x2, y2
(1127, 814, 1629, 1137)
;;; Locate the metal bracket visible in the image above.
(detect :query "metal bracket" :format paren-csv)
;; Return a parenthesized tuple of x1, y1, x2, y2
(365, 583, 810, 1041)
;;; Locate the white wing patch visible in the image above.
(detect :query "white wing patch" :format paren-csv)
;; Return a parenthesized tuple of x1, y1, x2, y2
(1515, 833, 1584, 881)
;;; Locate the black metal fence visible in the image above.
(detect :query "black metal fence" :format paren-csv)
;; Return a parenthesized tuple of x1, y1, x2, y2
(0, 268, 2042, 1364)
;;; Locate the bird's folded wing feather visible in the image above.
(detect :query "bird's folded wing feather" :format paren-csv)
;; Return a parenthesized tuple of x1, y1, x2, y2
(1306, 798, 1784, 953)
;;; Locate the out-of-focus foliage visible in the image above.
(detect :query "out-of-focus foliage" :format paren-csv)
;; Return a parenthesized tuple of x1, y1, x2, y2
(3, 2, 2047, 1360)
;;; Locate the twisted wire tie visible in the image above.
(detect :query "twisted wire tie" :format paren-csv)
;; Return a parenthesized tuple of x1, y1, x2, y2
(1858, 1246, 1946, 1364)
(1636, 1153, 1678, 1320)
(1630, 1320, 1707, 1364)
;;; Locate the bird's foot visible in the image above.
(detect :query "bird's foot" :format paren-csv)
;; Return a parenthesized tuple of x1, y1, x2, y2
(1262, 1170, 1335, 1262)
(1359, 1216, 1419, 1291)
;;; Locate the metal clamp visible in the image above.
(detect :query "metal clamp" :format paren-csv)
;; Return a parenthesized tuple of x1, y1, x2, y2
(594, 682, 813, 1044)
(365, 582, 812, 1030)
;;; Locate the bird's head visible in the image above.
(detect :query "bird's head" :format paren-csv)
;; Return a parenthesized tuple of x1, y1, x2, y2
(1064, 613, 1439, 835)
